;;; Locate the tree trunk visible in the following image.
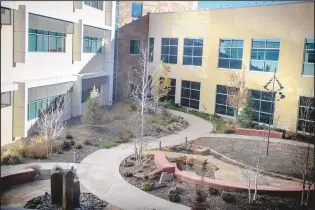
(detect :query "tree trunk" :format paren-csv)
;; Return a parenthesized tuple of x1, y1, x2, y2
(234, 108, 238, 122)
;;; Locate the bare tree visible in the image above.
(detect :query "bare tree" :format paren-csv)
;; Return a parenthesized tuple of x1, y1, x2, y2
(36, 93, 70, 157)
(226, 65, 249, 121)
(127, 41, 162, 165)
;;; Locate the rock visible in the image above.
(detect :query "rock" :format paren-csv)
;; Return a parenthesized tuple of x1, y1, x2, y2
(133, 173, 146, 179)
(51, 171, 64, 206)
(144, 153, 155, 158)
(121, 161, 134, 167)
(152, 183, 167, 189)
(186, 157, 195, 166)
(147, 168, 163, 177)
(159, 172, 174, 184)
(129, 155, 136, 160)
(122, 172, 134, 177)
(193, 148, 210, 156)
(208, 165, 219, 173)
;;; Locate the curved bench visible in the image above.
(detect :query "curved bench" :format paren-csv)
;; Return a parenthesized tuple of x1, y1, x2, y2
(152, 151, 314, 196)
(0, 168, 36, 194)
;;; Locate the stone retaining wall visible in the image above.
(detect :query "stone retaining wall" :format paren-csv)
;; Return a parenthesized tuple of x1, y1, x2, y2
(235, 128, 283, 139)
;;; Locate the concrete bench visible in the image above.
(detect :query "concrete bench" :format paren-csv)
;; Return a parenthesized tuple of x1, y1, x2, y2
(1, 168, 36, 194)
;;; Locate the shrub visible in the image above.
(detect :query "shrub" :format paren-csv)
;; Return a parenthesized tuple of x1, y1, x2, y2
(174, 184, 184, 194)
(99, 141, 120, 149)
(224, 129, 235, 134)
(21, 142, 49, 159)
(130, 103, 137, 110)
(25, 164, 41, 176)
(221, 192, 236, 203)
(1, 151, 23, 165)
(74, 143, 83, 149)
(118, 129, 133, 143)
(52, 164, 63, 172)
(168, 187, 180, 202)
(62, 140, 72, 151)
(83, 139, 92, 145)
(66, 133, 74, 139)
(141, 182, 152, 191)
(82, 86, 102, 128)
(237, 96, 255, 128)
(208, 187, 219, 196)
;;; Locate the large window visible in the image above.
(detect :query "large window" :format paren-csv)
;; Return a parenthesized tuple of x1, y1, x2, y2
(149, 37, 154, 62)
(130, 40, 140, 55)
(84, 1, 103, 10)
(180, 80, 200, 109)
(215, 85, 236, 116)
(28, 94, 66, 120)
(250, 39, 280, 73)
(160, 78, 176, 102)
(1, 92, 11, 108)
(83, 36, 102, 53)
(28, 28, 65, 52)
(250, 90, 275, 124)
(183, 38, 203, 66)
(81, 86, 101, 103)
(303, 39, 314, 76)
(218, 39, 243, 70)
(298, 96, 314, 133)
(161, 38, 178, 64)
(131, 3, 143, 18)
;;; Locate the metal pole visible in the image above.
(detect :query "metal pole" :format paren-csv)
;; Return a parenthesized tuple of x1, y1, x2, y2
(266, 69, 276, 156)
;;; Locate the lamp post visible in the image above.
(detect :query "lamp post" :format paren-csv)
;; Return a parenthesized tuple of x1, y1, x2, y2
(263, 68, 285, 156)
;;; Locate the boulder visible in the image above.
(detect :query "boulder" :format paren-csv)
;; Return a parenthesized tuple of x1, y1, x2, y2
(121, 161, 134, 167)
(133, 173, 146, 179)
(193, 148, 210, 156)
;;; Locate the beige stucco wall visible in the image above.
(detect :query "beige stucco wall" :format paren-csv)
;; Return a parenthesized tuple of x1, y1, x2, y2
(148, 2, 314, 131)
(1, 92, 13, 146)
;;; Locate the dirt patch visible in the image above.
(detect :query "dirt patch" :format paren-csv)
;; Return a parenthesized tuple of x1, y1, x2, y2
(191, 137, 313, 179)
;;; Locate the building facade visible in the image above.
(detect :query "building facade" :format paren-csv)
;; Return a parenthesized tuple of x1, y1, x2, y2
(1, 1, 116, 145)
(115, 1, 198, 100)
(147, 2, 314, 132)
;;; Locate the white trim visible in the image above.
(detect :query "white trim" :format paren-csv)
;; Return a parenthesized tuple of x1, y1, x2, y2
(18, 75, 77, 88)
(79, 71, 109, 80)
(1, 83, 18, 93)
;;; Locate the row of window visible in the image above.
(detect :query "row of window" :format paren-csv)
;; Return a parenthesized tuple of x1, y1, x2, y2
(131, 38, 314, 76)
(28, 28, 103, 54)
(84, 1, 103, 10)
(28, 94, 66, 120)
(159, 79, 314, 132)
(81, 86, 101, 103)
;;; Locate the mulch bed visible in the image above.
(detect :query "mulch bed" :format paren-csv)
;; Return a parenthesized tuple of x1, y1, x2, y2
(119, 155, 308, 210)
(191, 137, 314, 179)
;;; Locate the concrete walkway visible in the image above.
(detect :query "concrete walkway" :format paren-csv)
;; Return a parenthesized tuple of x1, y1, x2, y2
(1, 162, 78, 173)
(76, 110, 213, 210)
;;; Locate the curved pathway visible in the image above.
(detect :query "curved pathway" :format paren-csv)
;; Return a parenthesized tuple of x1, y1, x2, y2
(76, 110, 213, 210)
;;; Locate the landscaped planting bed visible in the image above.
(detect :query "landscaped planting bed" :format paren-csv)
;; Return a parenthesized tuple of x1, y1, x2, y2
(119, 155, 305, 210)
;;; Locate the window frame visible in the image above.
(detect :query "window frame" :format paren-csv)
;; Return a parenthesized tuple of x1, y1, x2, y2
(297, 96, 314, 133)
(149, 37, 154, 62)
(83, 36, 103, 53)
(183, 38, 203, 67)
(218, 39, 244, 70)
(302, 39, 314, 76)
(130, 40, 140, 55)
(131, 2, 143, 18)
(1, 92, 11, 108)
(28, 28, 66, 53)
(84, 1, 103, 10)
(250, 38, 281, 73)
(180, 80, 200, 110)
(214, 85, 237, 117)
(161, 38, 178, 64)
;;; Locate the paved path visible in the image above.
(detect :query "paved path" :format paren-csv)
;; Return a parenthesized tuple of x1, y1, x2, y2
(1, 162, 78, 173)
(76, 110, 213, 210)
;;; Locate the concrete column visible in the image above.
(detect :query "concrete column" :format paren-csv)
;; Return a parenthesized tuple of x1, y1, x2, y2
(13, 82, 27, 138)
(13, 5, 28, 65)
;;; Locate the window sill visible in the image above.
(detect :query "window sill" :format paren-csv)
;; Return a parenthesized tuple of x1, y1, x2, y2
(183, 65, 203, 67)
(218, 68, 241, 71)
(83, 52, 102, 54)
(249, 70, 278, 74)
(28, 52, 66, 53)
(301, 74, 314, 77)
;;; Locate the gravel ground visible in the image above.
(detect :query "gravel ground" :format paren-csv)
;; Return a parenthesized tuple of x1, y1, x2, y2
(120, 156, 308, 210)
(191, 137, 314, 179)
(24, 193, 107, 209)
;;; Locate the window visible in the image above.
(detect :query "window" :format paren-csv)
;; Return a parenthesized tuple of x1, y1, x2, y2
(214, 85, 236, 116)
(84, 1, 103, 10)
(249, 89, 275, 124)
(297, 96, 314, 133)
(218, 39, 243, 70)
(303, 39, 314, 76)
(130, 40, 140, 55)
(131, 3, 142, 18)
(160, 78, 176, 102)
(250, 39, 280, 73)
(83, 36, 102, 53)
(161, 38, 178, 64)
(1, 92, 11, 108)
(183, 38, 203, 66)
(149, 38, 154, 62)
(81, 86, 101, 103)
(28, 28, 66, 52)
(180, 80, 200, 109)
(27, 94, 67, 120)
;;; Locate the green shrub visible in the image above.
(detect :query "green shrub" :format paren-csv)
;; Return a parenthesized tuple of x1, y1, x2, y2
(168, 187, 180, 202)
(141, 182, 152, 191)
(62, 140, 72, 151)
(52, 164, 63, 172)
(1, 151, 23, 165)
(99, 141, 120, 149)
(221, 192, 236, 203)
(237, 96, 255, 128)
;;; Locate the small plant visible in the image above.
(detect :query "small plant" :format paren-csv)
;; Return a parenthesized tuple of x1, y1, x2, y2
(208, 187, 219, 196)
(141, 182, 152, 191)
(221, 191, 236, 203)
(25, 164, 41, 176)
(62, 140, 72, 151)
(130, 103, 137, 110)
(52, 164, 63, 172)
(118, 129, 133, 143)
(168, 187, 180, 202)
(1, 151, 23, 165)
(74, 143, 83, 149)
(237, 96, 255, 128)
(83, 139, 92, 145)
(99, 141, 120, 149)
(82, 86, 102, 128)
(66, 132, 74, 139)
